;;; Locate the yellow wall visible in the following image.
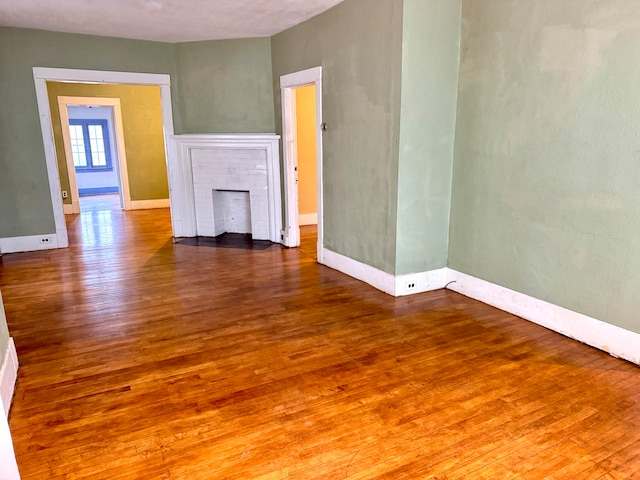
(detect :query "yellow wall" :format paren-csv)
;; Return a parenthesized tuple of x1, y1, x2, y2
(295, 85, 318, 218)
(47, 82, 169, 203)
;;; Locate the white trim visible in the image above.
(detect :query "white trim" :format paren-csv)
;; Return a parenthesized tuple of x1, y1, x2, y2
(321, 248, 448, 297)
(280, 67, 323, 88)
(34, 67, 170, 86)
(280, 67, 324, 262)
(172, 134, 282, 242)
(63, 204, 74, 215)
(298, 213, 318, 226)
(313, 252, 640, 364)
(0, 407, 20, 480)
(445, 269, 640, 366)
(395, 269, 448, 296)
(0, 338, 18, 417)
(57, 96, 132, 212)
(314, 76, 324, 265)
(0, 234, 60, 254)
(322, 248, 396, 296)
(33, 71, 69, 249)
(32, 67, 177, 243)
(281, 87, 299, 248)
(130, 199, 171, 210)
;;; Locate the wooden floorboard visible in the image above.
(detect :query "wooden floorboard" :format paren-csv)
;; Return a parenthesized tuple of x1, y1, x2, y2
(1, 204, 639, 479)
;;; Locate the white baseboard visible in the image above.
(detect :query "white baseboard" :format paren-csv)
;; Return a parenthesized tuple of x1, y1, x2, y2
(320, 248, 447, 297)
(322, 248, 396, 295)
(0, 233, 60, 254)
(316, 252, 640, 365)
(445, 269, 640, 366)
(396, 269, 448, 296)
(298, 213, 318, 226)
(130, 199, 170, 210)
(0, 338, 18, 417)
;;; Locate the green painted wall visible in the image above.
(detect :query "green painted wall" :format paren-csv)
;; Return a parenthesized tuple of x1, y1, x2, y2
(176, 38, 275, 133)
(395, 0, 461, 275)
(0, 27, 276, 240)
(449, 0, 640, 334)
(0, 27, 177, 238)
(271, 0, 404, 274)
(47, 82, 169, 202)
(0, 291, 8, 366)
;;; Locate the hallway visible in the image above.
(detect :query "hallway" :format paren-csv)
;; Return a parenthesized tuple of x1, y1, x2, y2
(1, 208, 639, 478)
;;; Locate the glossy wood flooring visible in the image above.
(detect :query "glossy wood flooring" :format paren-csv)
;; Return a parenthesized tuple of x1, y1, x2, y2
(79, 194, 122, 212)
(1, 206, 640, 479)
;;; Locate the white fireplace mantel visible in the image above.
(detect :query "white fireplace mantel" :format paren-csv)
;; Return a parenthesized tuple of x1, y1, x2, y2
(169, 134, 282, 242)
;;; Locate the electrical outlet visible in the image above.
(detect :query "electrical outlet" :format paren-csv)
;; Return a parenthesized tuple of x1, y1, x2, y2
(405, 281, 417, 291)
(62, 191, 68, 199)
(40, 236, 52, 244)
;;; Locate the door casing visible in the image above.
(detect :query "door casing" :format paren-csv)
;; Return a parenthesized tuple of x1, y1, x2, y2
(280, 66, 324, 261)
(33, 67, 178, 248)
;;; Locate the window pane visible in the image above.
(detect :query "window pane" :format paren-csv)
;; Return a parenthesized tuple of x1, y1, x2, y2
(69, 125, 87, 167)
(88, 125, 107, 167)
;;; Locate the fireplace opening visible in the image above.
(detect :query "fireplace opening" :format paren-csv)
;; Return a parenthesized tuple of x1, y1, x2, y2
(212, 189, 251, 236)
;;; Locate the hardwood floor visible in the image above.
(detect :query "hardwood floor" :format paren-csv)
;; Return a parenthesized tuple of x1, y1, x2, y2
(1, 208, 639, 479)
(299, 224, 317, 260)
(79, 194, 122, 212)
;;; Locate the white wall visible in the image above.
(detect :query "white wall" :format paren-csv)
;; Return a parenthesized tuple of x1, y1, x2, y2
(0, 411, 20, 480)
(67, 106, 119, 192)
(0, 291, 19, 480)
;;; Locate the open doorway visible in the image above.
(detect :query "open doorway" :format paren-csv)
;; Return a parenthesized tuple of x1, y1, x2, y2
(280, 67, 324, 262)
(295, 85, 318, 227)
(56, 96, 130, 214)
(33, 68, 179, 249)
(294, 85, 319, 260)
(68, 106, 121, 202)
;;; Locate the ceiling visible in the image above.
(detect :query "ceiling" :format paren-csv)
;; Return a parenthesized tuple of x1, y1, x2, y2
(0, 0, 345, 43)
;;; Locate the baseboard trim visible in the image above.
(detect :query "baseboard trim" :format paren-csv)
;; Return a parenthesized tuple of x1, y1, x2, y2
(396, 269, 448, 296)
(315, 252, 640, 364)
(63, 204, 75, 215)
(130, 199, 170, 210)
(0, 233, 60, 254)
(298, 213, 318, 226)
(0, 338, 18, 417)
(320, 248, 447, 297)
(322, 248, 396, 295)
(445, 269, 640, 366)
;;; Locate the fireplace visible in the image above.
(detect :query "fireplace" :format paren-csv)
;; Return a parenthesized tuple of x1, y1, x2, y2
(170, 135, 282, 242)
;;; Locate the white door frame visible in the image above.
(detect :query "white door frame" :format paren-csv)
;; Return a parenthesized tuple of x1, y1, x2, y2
(57, 97, 130, 214)
(280, 66, 324, 262)
(33, 67, 178, 248)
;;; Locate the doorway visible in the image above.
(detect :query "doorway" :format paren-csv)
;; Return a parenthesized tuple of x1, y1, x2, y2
(33, 67, 178, 249)
(294, 85, 319, 260)
(280, 67, 324, 262)
(295, 85, 318, 228)
(57, 96, 130, 214)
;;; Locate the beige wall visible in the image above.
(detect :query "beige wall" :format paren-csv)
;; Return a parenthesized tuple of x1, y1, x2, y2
(47, 82, 169, 203)
(295, 85, 318, 218)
